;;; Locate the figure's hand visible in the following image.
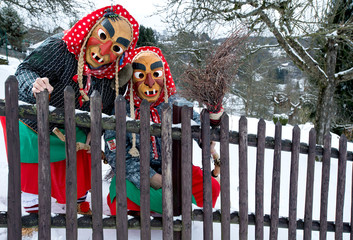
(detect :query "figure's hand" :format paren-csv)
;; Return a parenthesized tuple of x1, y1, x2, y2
(210, 141, 219, 163)
(32, 77, 54, 96)
(150, 173, 162, 190)
(210, 141, 220, 182)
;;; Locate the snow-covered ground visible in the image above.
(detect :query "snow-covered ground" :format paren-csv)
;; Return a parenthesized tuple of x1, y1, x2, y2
(0, 55, 352, 239)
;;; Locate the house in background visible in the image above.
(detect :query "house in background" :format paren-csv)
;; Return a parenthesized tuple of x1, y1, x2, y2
(26, 26, 65, 55)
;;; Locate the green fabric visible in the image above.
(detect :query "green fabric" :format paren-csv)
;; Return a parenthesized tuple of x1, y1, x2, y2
(109, 176, 196, 214)
(19, 121, 87, 163)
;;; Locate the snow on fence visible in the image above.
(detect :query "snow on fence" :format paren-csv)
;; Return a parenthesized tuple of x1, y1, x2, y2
(0, 75, 352, 239)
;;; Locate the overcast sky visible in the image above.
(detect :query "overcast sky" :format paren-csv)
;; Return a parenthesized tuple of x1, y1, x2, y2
(93, 1, 168, 33)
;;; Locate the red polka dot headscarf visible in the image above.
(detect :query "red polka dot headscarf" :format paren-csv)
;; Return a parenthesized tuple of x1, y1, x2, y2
(62, 5, 139, 105)
(63, 4, 139, 76)
(126, 46, 176, 109)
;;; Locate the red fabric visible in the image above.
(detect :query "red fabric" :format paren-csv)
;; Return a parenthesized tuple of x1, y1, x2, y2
(107, 165, 221, 215)
(191, 165, 220, 208)
(78, 201, 90, 213)
(21, 150, 91, 204)
(62, 4, 139, 80)
(0, 117, 7, 157)
(107, 193, 140, 215)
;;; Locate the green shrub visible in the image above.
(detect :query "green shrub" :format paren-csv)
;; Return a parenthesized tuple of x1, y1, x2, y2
(0, 58, 8, 65)
(273, 114, 288, 125)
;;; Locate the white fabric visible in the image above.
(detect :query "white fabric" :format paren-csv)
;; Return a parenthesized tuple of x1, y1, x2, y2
(22, 192, 38, 208)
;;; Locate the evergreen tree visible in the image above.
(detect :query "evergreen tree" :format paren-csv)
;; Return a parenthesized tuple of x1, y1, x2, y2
(331, 0, 353, 133)
(136, 25, 158, 47)
(159, 30, 215, 88)
(0, 6, 27, 51)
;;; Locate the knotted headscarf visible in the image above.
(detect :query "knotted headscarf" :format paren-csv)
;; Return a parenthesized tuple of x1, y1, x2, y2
(62, 4, 139, 105)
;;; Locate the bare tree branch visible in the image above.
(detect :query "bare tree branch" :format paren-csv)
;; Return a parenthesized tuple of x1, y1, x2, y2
(1, 0, 95, 19)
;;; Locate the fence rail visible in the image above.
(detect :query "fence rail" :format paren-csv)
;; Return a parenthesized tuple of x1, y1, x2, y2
(1, 98, 352, 161)
(1, 75, 353, 239)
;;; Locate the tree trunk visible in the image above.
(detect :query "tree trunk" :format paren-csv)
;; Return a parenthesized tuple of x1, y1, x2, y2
(314, 38, 337, 145)
(314, 85, 335, 144)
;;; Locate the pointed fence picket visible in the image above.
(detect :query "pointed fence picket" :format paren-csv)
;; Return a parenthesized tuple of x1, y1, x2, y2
(64, 86, 78, 240)
(1, 75, 353, 240)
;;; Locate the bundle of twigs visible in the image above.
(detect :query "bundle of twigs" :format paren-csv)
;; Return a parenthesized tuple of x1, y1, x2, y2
(180, 29, 247, 113)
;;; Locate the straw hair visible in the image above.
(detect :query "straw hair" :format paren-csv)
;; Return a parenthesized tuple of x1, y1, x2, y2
(77, 17, 105, 102)
(115, 61, 120, 96)
(163, 75, 168, 103)
(129, 77, 140, 157)
(128, 50, 169, 157)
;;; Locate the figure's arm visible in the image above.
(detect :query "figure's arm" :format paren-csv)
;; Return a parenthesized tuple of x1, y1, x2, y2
(210, 141, 221, 183)
(16, 34, 67, 103)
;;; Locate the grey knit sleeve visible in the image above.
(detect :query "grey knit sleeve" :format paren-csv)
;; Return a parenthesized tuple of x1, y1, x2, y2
(15, 34, 69, 104)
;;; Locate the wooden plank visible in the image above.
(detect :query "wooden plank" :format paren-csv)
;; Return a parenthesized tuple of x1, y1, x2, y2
(37, 90, 51, 240)
(255, 119, 266, 240)
(201, 110, 212, 240)
(162, 104, 174, 240)
(335, 135, 347, 240)
(172, 104, 182, 217)
(238, 116, 248, 240)
(220, 114, 230, 240)
(90, 91, 103, 240)
(351, 150, 353, 240)
(140, 99, 151, 240)
(320, 134, 331, 240)
(5, 76, 22, 240)
(270, 122, 282, 240)
(64, 86, 78, 240)
(288, 125, 300, 240)
(115, 96, 128, 240)
(304, 129, 316, 240)
(181, 106, 192, 240)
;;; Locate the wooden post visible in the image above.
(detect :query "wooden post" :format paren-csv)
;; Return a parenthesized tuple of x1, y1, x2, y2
(239, 116, 248, 240)
(115, 96, 128, 240)
(320, 134, 331, 240)
(37, 90, 51, 240)
(270, 121, 282, 240)
(335, 135, 347, 240)
(90, 91, 103, 240)
(181, 106, 192, 240)
(5, 75, 22, 240)
(220, 114, 230, 240)
(304, 129, 316, 240)
(140, 99, 151, 240)
(201, 110, 212, 240)
(255, 119, 266, 240)
(172, 104, 182, 217)
(64, 86, 78, 240)
(288, 125, 300, 240)
(161, 104, 173, 239)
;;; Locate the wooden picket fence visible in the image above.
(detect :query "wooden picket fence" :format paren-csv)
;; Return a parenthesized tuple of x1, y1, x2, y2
(0, 75, 353, 239)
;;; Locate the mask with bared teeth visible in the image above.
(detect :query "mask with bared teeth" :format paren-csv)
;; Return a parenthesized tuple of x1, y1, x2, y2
(132, 52, 164, 102)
